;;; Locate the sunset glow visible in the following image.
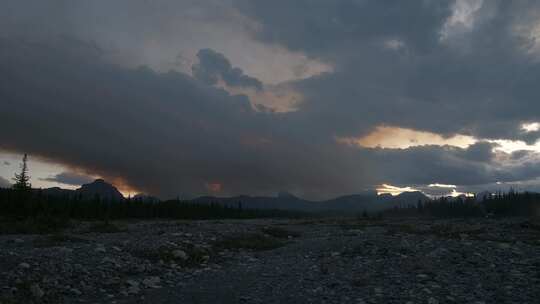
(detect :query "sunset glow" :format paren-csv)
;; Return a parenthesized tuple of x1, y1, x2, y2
(338, 126, 540, 155)
(376, 184, 420, 196)
(338, 126, 476, 150)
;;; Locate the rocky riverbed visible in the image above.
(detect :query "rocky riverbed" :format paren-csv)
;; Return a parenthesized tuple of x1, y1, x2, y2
(1, 217, 539, 304)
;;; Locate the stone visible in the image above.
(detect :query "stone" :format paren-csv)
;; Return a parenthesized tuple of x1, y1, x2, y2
(102, 257, 116, 264)
(59, 247, 74, 254)
(127, 285, 140, 295)
(18, 262, 30, 269)
(172, 249, 188, 260)
(29, 284, 44, 299)
(126, 280, 139, 287)
(428, 297, 439, 304)
(142, 276, 161, 288)
(71, 288, 82, 296)
(498, 243, 511, 249)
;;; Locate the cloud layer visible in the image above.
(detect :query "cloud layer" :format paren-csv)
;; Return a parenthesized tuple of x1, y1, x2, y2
(2, 1, 540, 198)
(238, 0, 540, 142)
(0, 37, 372, 198)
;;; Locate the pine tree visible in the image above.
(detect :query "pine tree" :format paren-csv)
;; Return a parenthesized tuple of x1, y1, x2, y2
(13, 154, 31, 191)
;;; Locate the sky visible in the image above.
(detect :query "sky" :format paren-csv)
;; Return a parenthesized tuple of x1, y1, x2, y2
(2, 0, 540, 199)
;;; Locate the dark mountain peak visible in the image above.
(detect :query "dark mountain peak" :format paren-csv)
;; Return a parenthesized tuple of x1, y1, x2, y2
(357, 190, 378, 197)
(277, 191, 298, 199)
(76, 179, 124, 201)
(395, 191, 430, 202)
(378, 193, 394, 199)
(40, 187, 74, 197)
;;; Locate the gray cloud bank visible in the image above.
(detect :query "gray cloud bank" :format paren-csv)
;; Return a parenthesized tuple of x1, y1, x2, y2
(2, 1, 540, 198)
(0, 37, 371, 198)
(40, 171, 95, 187)
(193, 49, 263, 90)
(237, 0, 540, 142)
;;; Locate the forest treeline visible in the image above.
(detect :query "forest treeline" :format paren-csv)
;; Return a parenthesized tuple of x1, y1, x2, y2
(1, 154, 305, 222)
(0, 188, 306, 221)
(1, 187, 539, 223)
(2, 154, 539, 226)
(382, 190, 540, 218)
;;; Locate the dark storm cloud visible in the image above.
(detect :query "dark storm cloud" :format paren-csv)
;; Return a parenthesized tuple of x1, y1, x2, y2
(1, 35, 539, 197)
(2, 1, 540, 198)
(41, 171, 95, 187)
(364, 143, 540, 187)
(236, 0, 540, 144)
(235, 0, 452, 56)
(457, 142, 496, 162)
(0, 37, 372, 199)
(193, 49, 263, 90)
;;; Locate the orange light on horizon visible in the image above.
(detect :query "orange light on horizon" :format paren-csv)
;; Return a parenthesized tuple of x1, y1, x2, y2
(205, 182, 222, 193)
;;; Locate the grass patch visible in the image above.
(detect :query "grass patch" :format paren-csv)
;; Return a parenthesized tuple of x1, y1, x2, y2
(261, 226, 301, 238)
(0, 216, 71, 235)
(33, 233, 89, 248)
(214, 233, 284, 251)
(131, 244, 211, 268)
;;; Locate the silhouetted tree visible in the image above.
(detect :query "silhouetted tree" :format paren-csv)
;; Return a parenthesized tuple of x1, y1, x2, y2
(362, 209, 369, 218)
(416, 200, 424, 213)
(12, 154, 31, 191)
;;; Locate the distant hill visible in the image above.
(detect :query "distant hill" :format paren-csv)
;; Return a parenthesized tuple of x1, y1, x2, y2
(191, 190, 430, 213)
(391, 191, 430, 204)
(40, 187, 74, 197)
(41, 179, 124, 201)
(76, 179, 124, 201)
(36, 180, 432, 212)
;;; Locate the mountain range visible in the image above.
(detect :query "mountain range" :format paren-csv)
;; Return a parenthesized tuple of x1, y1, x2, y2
(192, 190, 429, 212)
(39, 179, 430, 212)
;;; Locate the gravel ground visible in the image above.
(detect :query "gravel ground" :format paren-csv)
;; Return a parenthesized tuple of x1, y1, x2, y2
(1, 217, 539, 304)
